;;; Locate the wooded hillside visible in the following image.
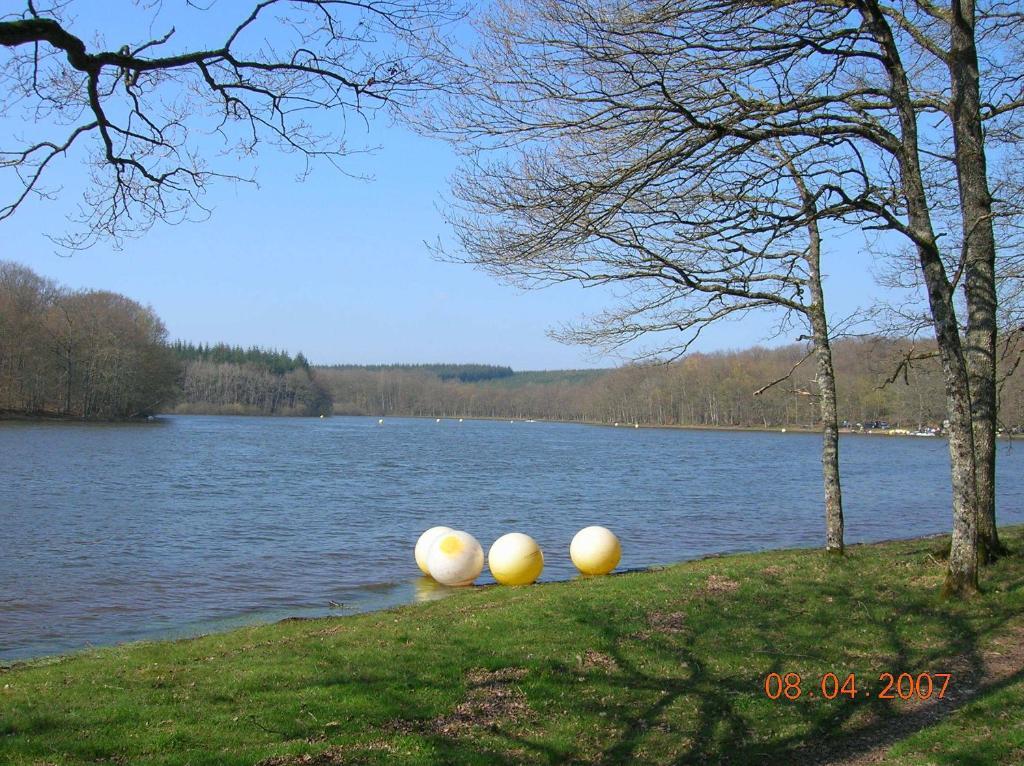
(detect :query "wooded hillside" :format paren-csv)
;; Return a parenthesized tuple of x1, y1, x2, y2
(316, 338, 1024, 430)
(0, 261, 178, 419)
(3, 261, 1020, 428)
(320, 363, 513, 383)
(171, 343, 331, 417)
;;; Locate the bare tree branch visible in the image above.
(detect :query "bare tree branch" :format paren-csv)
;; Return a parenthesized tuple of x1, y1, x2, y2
(752, 348, 814, 396)
(1, 0, 455, 248)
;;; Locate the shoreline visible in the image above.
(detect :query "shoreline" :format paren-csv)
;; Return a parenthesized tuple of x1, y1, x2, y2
(0, 527, 985, 668)
(0, 410, 158, 424)
(10, 409, 1014, 439)
(2, 526, 1021, 765)
(348, 412, 964, 439)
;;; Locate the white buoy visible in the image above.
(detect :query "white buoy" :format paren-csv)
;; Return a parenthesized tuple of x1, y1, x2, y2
(488, 533, 544, 586)
(436, 418, 441, 423)
(415, 526, 454, 576)
(634, 423, 639, 429)
(459, 418, 464, 423)
(570, 526, 621, 576)
(378, 418, 384, 425)
(427, 530, 484, 586)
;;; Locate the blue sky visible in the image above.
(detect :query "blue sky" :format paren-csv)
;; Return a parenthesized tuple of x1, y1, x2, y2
(1, 2, 891, 369)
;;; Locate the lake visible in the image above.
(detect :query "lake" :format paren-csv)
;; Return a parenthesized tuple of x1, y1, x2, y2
(2, 415, 1022, 662)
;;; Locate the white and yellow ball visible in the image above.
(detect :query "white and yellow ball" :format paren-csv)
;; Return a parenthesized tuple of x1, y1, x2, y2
(415, 525, 454, 576)
(570, 526, 621, 575)
(427, 530, 484, 586)
(488, 532, 544, 585)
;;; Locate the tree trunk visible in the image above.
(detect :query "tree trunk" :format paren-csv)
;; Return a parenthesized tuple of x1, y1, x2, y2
(809, 308, 844, 555)
(791, 159, 844, 554)
(861, 0, 978, 595)
(948, 0, 1003, 561)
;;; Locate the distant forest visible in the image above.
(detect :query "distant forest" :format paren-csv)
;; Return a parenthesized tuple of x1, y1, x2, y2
(171, 342, 311, 374)
(3, 261, 1022, 427)
(0, 262, 178, 419)
(320, 363, 513, 383)
(171, 342, 331, 417)
(0, 265, 330, 419)
(316, 339, 1024, 431)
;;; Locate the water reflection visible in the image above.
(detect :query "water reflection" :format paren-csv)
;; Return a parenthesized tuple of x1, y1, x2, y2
(414, 576, 458, 603)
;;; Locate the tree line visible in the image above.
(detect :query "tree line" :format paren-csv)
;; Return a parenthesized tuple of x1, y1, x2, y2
(172, 360, 331, 417)
(0, 263, 332, 418)
(316, 337, 1024, 429)
(13, 257, 1019, 429)
(170, 342, 330, 417)
(0, 261, 178, 419)
(171, 342, 311, 375)
(321, 363, 514, 383)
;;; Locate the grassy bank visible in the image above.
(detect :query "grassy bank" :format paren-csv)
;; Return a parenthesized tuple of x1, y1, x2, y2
(2, 529, 1023, 765)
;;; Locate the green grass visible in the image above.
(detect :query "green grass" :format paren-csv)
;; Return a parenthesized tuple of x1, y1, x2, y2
(2, 528, 1023, 765)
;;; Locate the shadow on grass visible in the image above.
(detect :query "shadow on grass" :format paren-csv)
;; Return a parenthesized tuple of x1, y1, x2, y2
(406, 548, 1024, 765)
(8, 536, 1021, 766)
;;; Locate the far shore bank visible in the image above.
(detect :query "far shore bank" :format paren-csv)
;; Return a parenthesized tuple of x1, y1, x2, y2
(11, 408, 1020, 440)
(0, 410, 158, 424)
(346, 412, 973, 439)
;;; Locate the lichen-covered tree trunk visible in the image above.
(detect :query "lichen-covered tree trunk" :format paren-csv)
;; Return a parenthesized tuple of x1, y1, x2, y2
(862, 0, 978, 595)
(948, 0, 1003, 561)
(793, 167, 844, 555)
(810, 311, 843, 555)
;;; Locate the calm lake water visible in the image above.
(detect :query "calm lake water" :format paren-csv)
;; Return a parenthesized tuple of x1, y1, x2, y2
(2, 415, 1022, 661)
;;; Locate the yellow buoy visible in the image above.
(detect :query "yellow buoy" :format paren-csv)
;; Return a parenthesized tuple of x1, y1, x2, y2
(415, 526, 454, 576)
(488, 532, 544, 585)
(427, 530, 484, 586)
(570, 526, 621, 575)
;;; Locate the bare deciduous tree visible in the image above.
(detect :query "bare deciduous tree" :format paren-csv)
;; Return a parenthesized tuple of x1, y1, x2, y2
(813, 0, 1023, 563)
(421, 0, 1017, 594)
(425, 5, 862, 554)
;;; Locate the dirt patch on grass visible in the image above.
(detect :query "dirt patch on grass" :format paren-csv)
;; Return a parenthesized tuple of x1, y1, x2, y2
(581, 649, 619, 673)
(431, 667, 530, 735)
(262, 669, 531, 762)
(390, 667, 531, 738)
(256, 740, 398, 766)
(647, 611, 688, 633)
(631, 610, 689, 640)
(698, 574, 741, 596)
(257, 747, 345, 765)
